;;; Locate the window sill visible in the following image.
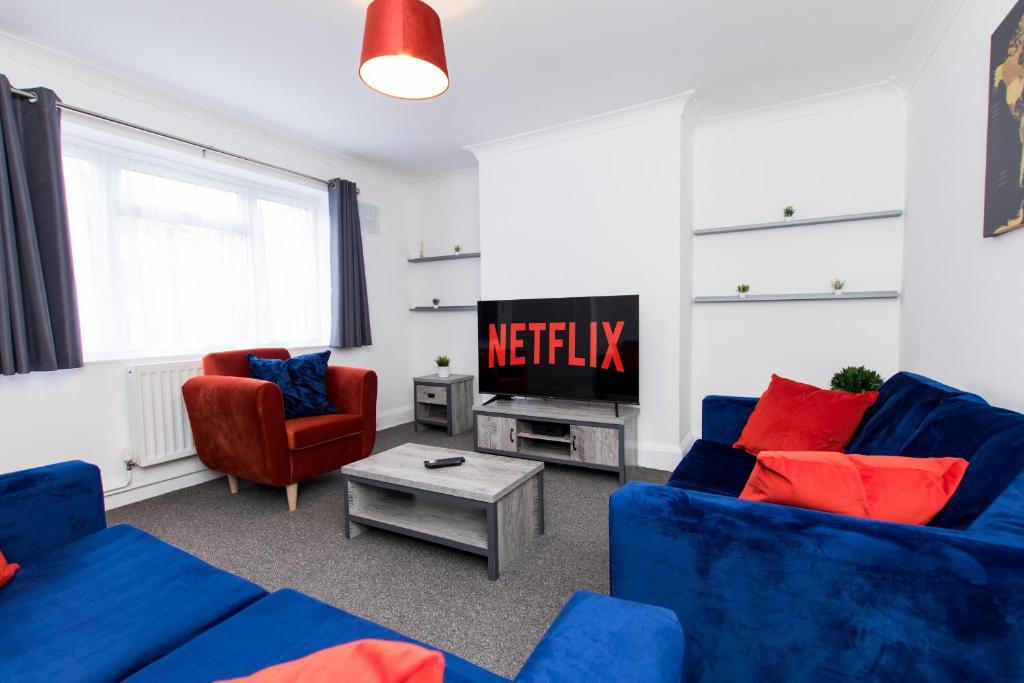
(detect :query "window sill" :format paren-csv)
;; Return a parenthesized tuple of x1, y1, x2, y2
(83, 342, 332, 366)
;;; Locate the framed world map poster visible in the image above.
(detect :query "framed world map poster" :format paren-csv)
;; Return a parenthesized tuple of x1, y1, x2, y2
(986, 0, 1024, 237)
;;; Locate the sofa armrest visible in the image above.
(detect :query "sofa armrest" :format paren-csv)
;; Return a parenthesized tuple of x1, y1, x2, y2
(514, 591, 684, 683)
(326, 366, 378, 455)
(610, 482, 1024, 681)
(701, 395, 758, 443)
(0, 460, 105, 563)
(182, 376, 291, 485)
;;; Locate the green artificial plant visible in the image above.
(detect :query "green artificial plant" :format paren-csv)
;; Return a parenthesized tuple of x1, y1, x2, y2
(831, 365, 884, 393)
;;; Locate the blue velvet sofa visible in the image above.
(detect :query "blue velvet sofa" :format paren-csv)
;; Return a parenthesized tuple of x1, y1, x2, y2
(610, 372, 1024, 682)
(0, 461, 684, 683)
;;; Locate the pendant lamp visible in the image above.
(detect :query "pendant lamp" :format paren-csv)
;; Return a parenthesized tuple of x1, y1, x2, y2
(360, 0, 449, 100)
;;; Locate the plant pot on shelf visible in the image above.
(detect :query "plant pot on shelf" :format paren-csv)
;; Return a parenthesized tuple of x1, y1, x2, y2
(834, 290, 843, 296)
(437, 366, 450, 378)
(739, 292, 747, 299)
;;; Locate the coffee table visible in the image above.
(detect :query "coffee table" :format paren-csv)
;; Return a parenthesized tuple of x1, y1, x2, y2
(341, 443, 544, 580)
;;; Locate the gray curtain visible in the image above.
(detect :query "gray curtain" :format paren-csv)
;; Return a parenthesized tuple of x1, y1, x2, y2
(329, 178, 372, 348)
(0, 76, 82, 375)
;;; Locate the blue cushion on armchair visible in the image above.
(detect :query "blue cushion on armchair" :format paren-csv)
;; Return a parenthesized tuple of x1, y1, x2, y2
(248, 350, 337, 419)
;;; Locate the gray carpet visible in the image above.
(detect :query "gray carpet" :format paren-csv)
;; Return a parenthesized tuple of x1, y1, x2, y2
(108, 423, 669, 679)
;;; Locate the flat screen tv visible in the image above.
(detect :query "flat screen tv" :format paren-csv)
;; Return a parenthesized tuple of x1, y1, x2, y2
(477, 295, 639, 404)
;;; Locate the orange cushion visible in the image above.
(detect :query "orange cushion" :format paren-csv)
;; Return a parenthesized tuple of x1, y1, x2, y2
(740, 450, 969, 525)
(218, 639, 444, 683)
(286, 413, 363, 451)
(733, 374, 878, 455)
(0, 549, 20, 589)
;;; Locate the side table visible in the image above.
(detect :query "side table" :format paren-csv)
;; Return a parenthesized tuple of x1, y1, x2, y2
(413, 373, 474, 436)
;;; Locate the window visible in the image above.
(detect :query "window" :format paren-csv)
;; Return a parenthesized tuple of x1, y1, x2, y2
(62, 126, 329, 361)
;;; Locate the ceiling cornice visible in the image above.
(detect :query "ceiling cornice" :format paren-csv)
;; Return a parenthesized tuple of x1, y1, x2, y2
(694, 79, 907, 137)
(892, 0, 966, 92)
(465, 91, 696, 161)
(0, 30, 418, 188)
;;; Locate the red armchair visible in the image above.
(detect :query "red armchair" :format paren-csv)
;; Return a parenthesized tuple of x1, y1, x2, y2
(182, 348, 377, 511)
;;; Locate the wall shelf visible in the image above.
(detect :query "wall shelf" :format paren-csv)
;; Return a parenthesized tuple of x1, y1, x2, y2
(408, 252, 481, 263)
(694, 291, 899, 304)
(409, 305, 477, 312)
(694, 210, 903, 236)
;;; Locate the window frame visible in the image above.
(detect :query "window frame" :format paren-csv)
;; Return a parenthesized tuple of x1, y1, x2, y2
(61, 126, 331, 363)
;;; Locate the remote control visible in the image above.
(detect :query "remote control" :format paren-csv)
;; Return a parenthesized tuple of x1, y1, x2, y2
(424, 456, 465, 469)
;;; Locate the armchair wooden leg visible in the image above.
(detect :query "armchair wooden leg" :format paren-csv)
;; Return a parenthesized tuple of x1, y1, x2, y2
(286, 483, 298, 512)
(227, 475, 238, 495)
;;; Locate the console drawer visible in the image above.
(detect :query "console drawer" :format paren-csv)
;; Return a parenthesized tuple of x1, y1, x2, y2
(416, 385, 448, 405)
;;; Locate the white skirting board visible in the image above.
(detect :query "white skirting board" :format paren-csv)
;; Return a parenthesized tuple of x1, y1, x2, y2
(377, 405, 415, 430)
(638, 434, 691, 471)
(104, 458, 221, 510)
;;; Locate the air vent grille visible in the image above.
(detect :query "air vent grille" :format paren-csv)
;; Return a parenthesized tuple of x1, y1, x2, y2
(359, 201, 380, 235)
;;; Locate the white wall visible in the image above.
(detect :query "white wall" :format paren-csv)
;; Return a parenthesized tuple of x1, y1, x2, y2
(0, 33, 416, 506)
(690, 85, 907, 433)
(408, 169, 481, 394)
(678, 120, 695, 452)
(900, 0, 1024, 413)
(470, 96, 692, 469)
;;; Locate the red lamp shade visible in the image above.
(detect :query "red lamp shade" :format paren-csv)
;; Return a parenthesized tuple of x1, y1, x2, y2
(360, 0, 449, 100)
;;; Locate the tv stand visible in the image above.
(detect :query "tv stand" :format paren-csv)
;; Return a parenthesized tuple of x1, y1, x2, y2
(473, 398, 639, 484)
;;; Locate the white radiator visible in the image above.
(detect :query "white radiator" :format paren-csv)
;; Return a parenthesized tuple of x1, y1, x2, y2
(126, 360, 203, 467)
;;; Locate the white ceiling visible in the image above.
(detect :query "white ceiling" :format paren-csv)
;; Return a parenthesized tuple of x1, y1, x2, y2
(0, 0, 931, 178)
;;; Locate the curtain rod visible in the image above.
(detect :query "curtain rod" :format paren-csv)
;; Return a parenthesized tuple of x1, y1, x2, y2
(10, 86, 354, 191)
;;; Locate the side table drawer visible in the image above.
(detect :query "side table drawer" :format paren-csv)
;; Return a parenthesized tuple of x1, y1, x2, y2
(416, 384, 448, 405)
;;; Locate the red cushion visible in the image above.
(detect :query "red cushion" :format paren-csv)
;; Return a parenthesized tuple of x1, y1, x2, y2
(0, 549, 20, 589)
(286, 413, 364, 450)
(733, 374, 878, 455)
(218, 639, 444, 683)
(740, 450, 969, 525)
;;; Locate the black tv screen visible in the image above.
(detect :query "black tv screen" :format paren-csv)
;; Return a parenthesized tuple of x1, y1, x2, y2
(477, 295, 639, 404)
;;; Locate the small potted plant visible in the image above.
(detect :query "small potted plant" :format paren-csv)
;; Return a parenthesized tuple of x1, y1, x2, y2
(831, 366, 884, 393)
(432, 297, 440, 309)
(831, 278, 846, 296)
(454, 244, 462, 254)
(435, 354, 451, 378)
(737, 284, 751, 299)
(783, 206, 795, 222)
